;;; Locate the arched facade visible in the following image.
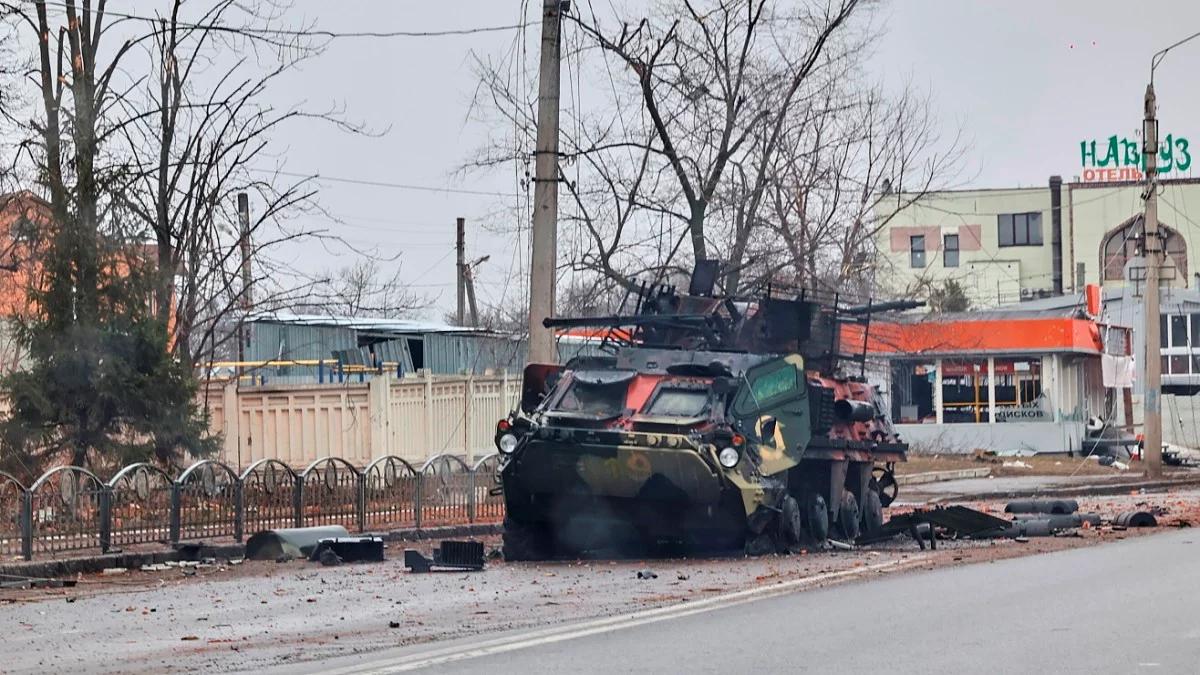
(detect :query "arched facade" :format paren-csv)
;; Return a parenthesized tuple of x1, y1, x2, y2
(1100, 215, 1187, 283)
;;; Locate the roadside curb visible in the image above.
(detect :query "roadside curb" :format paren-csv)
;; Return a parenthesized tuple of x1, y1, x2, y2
(896, 468, 992, 485)
(923, 476, 1200, 503)
(0, 522, 502, 580)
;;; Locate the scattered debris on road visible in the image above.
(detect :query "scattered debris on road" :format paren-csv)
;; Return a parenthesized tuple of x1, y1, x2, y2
(637, 569, 658, 580)
(1005, 499, 1079, 515)
(309, 537, 385, 564)
(404, 541, 486, 573)
(1114, 511, 1158, 527)
(245, 526, 352, 560)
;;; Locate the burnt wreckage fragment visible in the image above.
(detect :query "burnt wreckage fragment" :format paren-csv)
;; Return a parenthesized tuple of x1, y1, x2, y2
(494, 263, 921, 559)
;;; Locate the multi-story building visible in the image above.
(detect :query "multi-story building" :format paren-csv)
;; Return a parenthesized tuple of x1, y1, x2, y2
(877, 176, 1200, 308)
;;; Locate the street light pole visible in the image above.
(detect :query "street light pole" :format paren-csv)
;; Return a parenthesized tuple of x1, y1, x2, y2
(1139, 31, 1200, 477)
(1142, 83, 1163, 478)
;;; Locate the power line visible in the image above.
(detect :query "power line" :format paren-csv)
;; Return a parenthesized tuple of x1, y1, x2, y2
(36, 2, 535, 40)
(254, 169, 520, 198)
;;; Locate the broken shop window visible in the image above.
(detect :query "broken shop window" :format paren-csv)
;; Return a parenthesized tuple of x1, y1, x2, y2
(890, 360, 936, 424)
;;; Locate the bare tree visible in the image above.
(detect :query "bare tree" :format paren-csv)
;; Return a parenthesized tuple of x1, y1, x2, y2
(298, 259, 430, 319)
(101, 1, 376, 368)
(466, 0, 961, 314)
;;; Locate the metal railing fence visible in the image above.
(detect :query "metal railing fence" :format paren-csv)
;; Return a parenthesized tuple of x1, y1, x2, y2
(0, 453, 504, 561)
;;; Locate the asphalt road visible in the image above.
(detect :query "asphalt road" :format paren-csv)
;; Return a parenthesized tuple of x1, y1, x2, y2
(318, 528, 1200, 674)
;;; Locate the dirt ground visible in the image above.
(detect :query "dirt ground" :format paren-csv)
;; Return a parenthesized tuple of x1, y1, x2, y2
(1, 490, 1198, 674)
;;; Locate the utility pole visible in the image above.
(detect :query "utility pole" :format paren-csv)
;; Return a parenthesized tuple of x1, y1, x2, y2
(237, 192, 252, 379)
(456, 217, 466, 326)
(1142, 84, 1163, 478)
(527, 0, 563, 363)
(465, 264, 480, 328)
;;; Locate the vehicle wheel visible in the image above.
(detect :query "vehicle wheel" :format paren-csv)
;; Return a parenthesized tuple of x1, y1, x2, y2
(871, 467, 899, 507)
(861, 486, 884, 537)
(502, 516, 551, 561)
(837, 491, 860, 541)
(778, 495, 803, 550)
(804, 494, 829, 544)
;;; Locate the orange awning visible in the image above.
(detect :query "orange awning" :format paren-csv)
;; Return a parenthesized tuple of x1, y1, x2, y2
(842, 317, 1117, 356)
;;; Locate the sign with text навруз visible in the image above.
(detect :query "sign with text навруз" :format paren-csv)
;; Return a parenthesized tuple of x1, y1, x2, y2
(1079, 134, 1192, 182)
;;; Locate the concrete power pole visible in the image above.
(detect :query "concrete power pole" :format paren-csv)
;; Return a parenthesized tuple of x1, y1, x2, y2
(456, 217, 466, 326)
(1142, 83, 1163, 478)
(238, 192, 252, 309)
(237, 192, 252, 377)
(527, 0, 563, 364)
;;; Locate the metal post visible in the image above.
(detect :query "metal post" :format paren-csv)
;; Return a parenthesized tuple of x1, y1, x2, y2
(233, 480, 244, 543)
(1143, 83, 1164, 478)
(293, 475, 304, 528)
(98, 488, 112, 553)
(356, 473, 366, 533)
(414, 474, 423, 530)
(527, 0, 563, 364)
(20, 490, 33, 561)
(168, 484, 181, 544)
(468, 469, 477, 523)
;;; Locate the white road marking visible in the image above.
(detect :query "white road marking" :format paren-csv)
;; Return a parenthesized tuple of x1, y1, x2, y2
(315, 557, 925, 674)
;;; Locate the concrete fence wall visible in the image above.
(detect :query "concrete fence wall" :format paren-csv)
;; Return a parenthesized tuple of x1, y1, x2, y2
(206, 371, 520, 471)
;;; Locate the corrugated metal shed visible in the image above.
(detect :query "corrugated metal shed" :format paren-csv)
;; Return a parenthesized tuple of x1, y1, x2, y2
(244, 313, 618, 382)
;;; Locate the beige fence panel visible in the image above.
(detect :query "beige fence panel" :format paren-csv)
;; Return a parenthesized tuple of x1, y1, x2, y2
(223, 384, 372, 469)
(428, 377, 468, 458)
(388, 377, 434, 462)
(209, 373, 519, 471)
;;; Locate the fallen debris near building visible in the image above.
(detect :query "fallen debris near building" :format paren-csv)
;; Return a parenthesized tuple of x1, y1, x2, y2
(245, 526, 351, 561)
(1114, 511, 1158, 527)
(0, 573, 77, 590)
(404, 541, 485, 573)
(1005, 499, 1079, 515)
(308, 537, 385, 565)
(859, 505, 1011, 549)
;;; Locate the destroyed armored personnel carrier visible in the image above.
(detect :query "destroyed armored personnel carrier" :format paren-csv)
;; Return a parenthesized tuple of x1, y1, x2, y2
(494, 267, 917, 559)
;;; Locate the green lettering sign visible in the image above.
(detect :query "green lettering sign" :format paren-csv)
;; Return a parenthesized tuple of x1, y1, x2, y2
(1080, 134, 1191, 175)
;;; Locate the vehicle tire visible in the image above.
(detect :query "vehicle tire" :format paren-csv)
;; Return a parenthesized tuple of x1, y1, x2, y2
(502, 516, 551, 561)
(804, 494, 829, 544)
(778, 495, 804, 549)
(860, 487, 884, 538)
(837, 491, 860, 541)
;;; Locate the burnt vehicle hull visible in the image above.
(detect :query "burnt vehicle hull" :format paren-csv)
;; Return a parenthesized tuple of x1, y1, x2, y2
(500, 436, 754, 557)
(496, 280, 915, 559)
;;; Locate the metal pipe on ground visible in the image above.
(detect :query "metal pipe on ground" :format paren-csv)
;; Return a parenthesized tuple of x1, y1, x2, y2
(245, 526, 351, 560)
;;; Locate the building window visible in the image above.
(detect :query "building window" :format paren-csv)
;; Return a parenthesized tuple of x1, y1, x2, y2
(910, 235, 926, 268)
(998, 212, 1043, 247)
(993, 360, 1048, 422)
(941, 360, 988, 424)
(890, 361, 936, 424)
(943, 234, 959, 267)
(1101, 216, 1187, 281)
(1172, 315, 1189, 348)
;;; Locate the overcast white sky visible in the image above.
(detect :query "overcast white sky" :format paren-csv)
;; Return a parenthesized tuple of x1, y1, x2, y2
(14, 1, 1200, 319)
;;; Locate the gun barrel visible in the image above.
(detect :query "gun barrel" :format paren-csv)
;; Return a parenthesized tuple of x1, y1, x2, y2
(842, 299, 925, 315)
(543, 314, 709, 329)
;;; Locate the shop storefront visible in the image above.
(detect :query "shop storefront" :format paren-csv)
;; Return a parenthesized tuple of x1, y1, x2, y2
(847, 309, 1131, 455)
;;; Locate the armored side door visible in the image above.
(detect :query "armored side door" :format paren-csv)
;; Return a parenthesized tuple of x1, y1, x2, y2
(730, 354, 812, 476)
